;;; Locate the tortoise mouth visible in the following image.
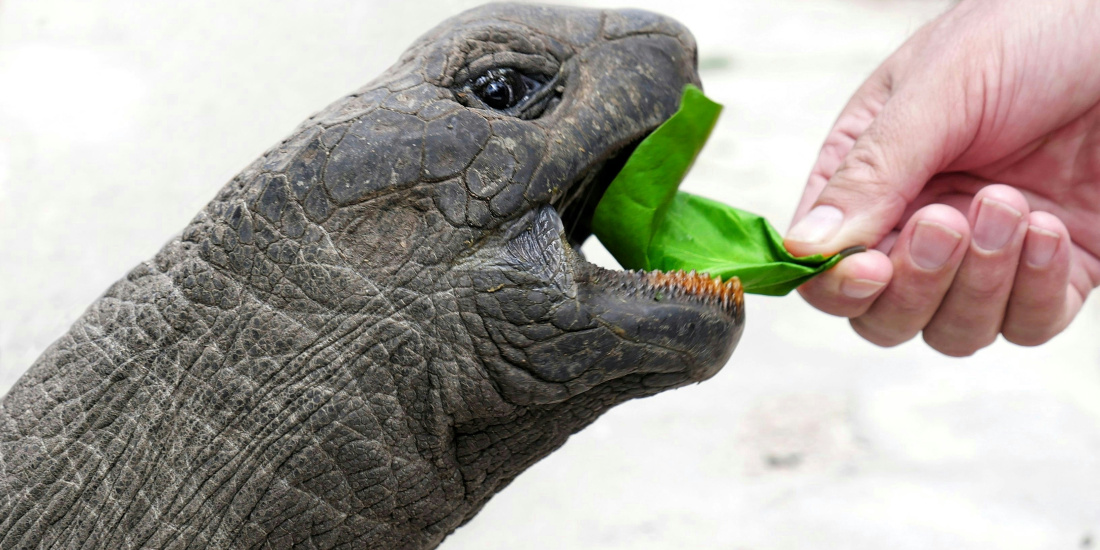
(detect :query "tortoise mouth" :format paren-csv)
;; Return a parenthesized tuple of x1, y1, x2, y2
(544, 130, 744, 322)
(583, 265, 744, 320)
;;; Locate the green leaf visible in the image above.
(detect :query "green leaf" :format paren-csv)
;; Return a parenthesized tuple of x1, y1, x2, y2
(591, 85, 722, 270)
(649, 193, 856, 296)
(591, 85, 860, 296)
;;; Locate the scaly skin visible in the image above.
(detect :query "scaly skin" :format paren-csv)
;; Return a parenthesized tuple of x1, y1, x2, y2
(0, 5, 743, 549)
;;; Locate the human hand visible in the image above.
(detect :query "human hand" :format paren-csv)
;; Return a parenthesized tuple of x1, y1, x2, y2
(784, 0, 1100, 356)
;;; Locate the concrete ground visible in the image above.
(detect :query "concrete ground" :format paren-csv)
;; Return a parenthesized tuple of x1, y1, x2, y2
(2, 0, 1098, 548)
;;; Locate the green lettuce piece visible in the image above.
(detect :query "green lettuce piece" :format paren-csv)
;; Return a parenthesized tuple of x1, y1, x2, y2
(591, 85, 860, 296)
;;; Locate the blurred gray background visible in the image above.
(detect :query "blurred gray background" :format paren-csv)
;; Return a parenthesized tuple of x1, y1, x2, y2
(2, 0, 1098, 548)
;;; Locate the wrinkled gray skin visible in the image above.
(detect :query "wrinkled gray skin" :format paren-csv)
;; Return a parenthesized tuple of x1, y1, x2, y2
(0, 5, 743, 549)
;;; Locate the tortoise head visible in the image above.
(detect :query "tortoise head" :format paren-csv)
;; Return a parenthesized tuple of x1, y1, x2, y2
(188, 3, 742, 531)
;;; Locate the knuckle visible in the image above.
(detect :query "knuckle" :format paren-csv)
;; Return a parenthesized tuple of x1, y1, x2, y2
(823, 139, 911, 219)
(937, 346, 977, 358)
(798, 281, 864, 318)
(851, 316, 917, 348)
(838, 143, 908, 201)
(817, 139, 853, 175)
(953, 264, 1015, 304)
(876, 289, 933, 320)
(841, 138, 889, 180)
(957, 279, 1006, 304)
(923, 327, 994, 357)
(1002, 325, 1054, 347)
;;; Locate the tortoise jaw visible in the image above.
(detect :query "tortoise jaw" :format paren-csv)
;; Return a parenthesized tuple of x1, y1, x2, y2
(583, 265, 744, 321)
(573, 261, 745, 385)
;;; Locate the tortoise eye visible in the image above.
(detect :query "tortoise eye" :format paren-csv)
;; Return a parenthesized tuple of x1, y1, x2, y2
(471, 68, 545, 111)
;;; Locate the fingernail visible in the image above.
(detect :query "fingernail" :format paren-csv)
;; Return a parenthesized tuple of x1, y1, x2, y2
(910, 221, 962, 270)
(787, 205, 843, 244)
(972, 198, 1023, 251)
(1024, 226, 1059, 267)
(841, 278, 886, 299)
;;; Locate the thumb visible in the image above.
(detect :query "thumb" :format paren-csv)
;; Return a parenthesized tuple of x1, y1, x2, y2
(785, 87, 951, 257)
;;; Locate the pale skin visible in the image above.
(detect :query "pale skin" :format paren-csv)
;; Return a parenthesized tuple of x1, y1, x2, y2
(785, 0, 1100, 356)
